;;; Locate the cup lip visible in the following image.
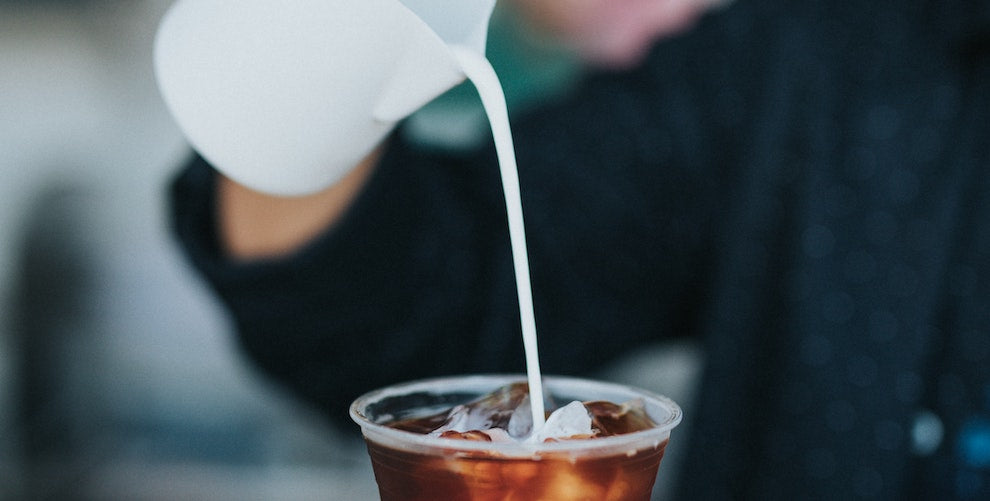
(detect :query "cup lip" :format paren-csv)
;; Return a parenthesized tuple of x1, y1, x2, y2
(349, 374, 682, 456)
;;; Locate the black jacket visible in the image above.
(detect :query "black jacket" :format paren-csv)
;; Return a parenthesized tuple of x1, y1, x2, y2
(171, 0, 990, 498)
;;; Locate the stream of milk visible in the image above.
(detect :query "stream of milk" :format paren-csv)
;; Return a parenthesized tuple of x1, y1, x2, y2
(451, 47, 546, 432)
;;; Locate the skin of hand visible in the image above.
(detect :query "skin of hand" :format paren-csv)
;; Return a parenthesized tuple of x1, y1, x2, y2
(506, 0, 719, 68)
(218, 146, 381, 259)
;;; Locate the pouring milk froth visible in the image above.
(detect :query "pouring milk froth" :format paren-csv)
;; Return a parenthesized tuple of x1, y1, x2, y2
(154, 0, 547, 432)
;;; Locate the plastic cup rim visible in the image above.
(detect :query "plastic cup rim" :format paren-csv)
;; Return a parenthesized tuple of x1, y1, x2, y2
(349, 373, 683, 456)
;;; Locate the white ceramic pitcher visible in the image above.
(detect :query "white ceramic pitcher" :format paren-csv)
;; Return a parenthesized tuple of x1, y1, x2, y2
(154, 0, 497, 195)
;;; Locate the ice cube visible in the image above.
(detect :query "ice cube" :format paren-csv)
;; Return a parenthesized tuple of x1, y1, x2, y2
(507, 395, 533, 438)
(531, 401, 594, 443)
(481, 427, 514, 442)
(436, 427, 516, 442)
(539, 468, 606, 500)
(430, 383, 530, 436)
(586, 398, 656, 436)
(437, 429, 492, 441)
(603, 470, 635, 501)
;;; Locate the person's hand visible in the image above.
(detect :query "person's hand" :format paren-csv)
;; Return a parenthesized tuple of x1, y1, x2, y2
(217, 146, 381, 260)
(507, 0, 721, 68)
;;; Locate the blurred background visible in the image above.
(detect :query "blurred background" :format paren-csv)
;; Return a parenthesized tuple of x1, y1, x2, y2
(0, 1, 700, 499)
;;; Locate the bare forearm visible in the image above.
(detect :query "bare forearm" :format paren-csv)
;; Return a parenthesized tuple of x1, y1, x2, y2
(217, 147, 382, 260)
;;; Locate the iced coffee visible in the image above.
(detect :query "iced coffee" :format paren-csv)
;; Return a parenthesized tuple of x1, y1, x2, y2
(350, 375, 682, 501)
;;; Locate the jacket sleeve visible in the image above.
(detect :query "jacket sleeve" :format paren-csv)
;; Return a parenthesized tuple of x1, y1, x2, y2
(170, 136, 522, 424)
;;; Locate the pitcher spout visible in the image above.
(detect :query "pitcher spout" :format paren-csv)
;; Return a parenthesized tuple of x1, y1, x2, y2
(372, 0, 496, 123)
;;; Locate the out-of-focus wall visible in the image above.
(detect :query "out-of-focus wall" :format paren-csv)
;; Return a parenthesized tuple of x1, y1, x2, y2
(1, 2, 380, 499)
(1, 1, 180, 495)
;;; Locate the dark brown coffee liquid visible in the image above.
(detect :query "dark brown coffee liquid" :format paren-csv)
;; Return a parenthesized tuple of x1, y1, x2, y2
(365, 439, 668, 501)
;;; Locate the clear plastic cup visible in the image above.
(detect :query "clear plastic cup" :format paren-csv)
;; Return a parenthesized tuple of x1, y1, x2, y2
(350, 374, 682, 501)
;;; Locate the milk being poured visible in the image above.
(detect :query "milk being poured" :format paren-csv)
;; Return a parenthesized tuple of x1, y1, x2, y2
(451, 48, 546, 432)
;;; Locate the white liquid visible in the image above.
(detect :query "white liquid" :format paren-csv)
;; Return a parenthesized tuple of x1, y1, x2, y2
(451, 47, 546, 432)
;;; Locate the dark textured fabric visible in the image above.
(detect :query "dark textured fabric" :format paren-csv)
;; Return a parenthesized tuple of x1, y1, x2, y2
(170, 0, 990, 498)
